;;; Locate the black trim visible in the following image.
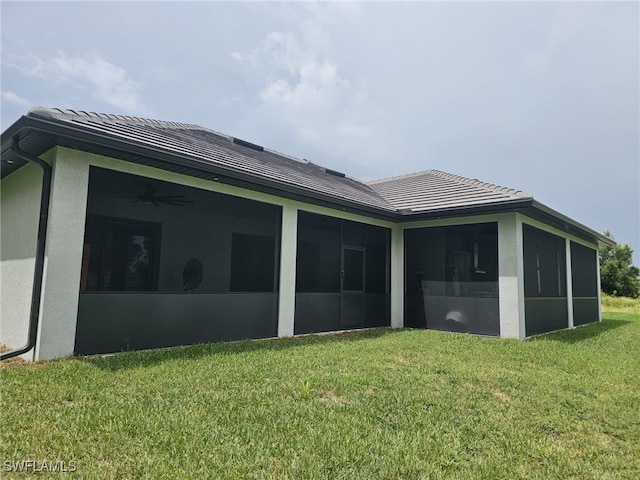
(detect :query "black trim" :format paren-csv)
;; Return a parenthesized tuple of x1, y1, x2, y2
(1, 114, 614, 246)
(1, 121, 400, 221)
(232, 137, 264, 152)
(0, 136, 52, 361)
(325, 168, 346, 178)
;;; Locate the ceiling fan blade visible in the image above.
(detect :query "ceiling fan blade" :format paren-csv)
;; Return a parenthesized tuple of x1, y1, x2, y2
(155, 197, 194, 204)
(107, 192, 138, 199)
(106, 183, 194, 207)
(153, 194, 190, 199)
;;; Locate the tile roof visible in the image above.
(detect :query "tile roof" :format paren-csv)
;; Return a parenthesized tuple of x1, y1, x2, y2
(26, 107, 397, 213)
(2, 107, 612, 245)
(0, 106, 615, 248)
(368, 169, 532, 213)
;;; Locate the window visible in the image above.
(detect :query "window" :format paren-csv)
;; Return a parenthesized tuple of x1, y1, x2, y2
(82, 216, 161, 292)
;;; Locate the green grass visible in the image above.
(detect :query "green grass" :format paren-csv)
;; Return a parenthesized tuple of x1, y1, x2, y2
(602, 293, 640, 315)
(2, 304, 639, 479)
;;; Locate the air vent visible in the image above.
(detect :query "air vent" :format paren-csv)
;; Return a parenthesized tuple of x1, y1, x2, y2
(232, 137, 264, 152)
(324, 168, 346, 178)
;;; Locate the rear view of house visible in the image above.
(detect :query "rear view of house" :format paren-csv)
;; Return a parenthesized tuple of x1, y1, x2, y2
(1, 108, 611, 361)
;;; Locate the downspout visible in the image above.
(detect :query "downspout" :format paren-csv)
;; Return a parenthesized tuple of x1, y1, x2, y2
(0, 136, 52, 361)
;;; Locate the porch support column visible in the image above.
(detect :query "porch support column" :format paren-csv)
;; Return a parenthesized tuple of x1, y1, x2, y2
(566, 238, 574, 329)
(35, 148, 90, 360)
(498, 214, 526, 339)
(596, 248, 603, 322)
(277, 203, 298, 337)
(390, 224, 404, 329)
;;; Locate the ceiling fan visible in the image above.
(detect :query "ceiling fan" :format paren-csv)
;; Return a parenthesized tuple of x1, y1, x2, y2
(109, 183, 194, 207)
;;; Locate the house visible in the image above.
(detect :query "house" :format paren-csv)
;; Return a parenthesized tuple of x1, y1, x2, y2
(1, 107, 612, 361)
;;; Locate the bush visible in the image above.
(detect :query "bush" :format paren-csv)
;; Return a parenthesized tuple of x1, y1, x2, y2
(599, 232, 640, 298)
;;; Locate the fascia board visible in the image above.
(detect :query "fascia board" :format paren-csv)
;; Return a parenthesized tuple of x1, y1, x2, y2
(2, 116, 399, 220)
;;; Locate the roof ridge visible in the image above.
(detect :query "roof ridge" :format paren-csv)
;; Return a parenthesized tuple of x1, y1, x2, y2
(370, 168, 530, 199)
(24, 106, 395, 211)
(430, 169, 531, 198)
(367, 169, 437, 185)
(28, 106, 202, 130)
(28, 106, 318, 168)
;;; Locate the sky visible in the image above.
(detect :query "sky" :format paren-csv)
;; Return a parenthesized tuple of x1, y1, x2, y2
(2, 1, 639, 264)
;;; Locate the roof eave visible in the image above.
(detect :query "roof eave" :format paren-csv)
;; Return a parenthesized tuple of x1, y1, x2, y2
(397, 198, 534, 222)
(2, 116, 399, 220)
(2, 115, 617, 242)
(527, 200, 615, 247)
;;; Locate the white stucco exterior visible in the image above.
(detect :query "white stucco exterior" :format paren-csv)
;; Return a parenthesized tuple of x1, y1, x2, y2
(498, 214, 526, 339)
(390, 225, 404, 329)
(566, 238, 575, 329)
(400, 212, 528, 339)
(1, 143, 604, 361)
(0, 162, 45, 360)
(34, 148, 90, 360)
(8, 147, 400, 359)
(277, 203, 298, 337)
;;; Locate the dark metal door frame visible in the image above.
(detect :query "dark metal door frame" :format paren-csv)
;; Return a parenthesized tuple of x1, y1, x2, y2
(341, 246, 365, 329)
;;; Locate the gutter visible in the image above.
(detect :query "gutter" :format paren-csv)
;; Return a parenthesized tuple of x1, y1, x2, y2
(396, 198, 534, 222)
(6, 115, 400, 221)
(0, 135, 52, 361)
(529, 200, 615, 247)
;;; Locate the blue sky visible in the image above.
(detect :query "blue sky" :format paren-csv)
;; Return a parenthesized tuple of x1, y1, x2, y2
(2, 1, 638, 263)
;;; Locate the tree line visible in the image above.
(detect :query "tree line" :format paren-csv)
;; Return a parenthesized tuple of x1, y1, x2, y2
(599, 231, 640, 299)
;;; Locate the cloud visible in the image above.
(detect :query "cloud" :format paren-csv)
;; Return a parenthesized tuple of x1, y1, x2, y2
(260, 60, 348, 108)
(234, 27, 349, 111)
(8, 52, 148, 114)
(231, 21, 389, 173)
(1, 91, 31, 107)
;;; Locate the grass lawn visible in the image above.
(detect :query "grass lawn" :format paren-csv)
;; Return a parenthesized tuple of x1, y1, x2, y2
(1, 302, 639, 479)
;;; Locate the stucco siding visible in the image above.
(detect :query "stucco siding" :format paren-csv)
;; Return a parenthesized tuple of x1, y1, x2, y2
(34, 149, 90, 360)
(0, 163, 43, 358)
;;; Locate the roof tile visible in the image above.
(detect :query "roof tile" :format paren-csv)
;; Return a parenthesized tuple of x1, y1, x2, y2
(368, 169, 532, 212)
(29, 107, 396, 212)
(26, 107, 534, 216)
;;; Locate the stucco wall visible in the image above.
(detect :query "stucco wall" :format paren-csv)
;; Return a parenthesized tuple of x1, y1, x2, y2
(0, 163, 44, 358)
(35, 149, 90, 360)
(27, 147, 398, 359)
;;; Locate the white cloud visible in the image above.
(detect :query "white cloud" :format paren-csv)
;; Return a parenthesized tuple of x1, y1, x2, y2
(231, 21, 385, 169)
(8, 52, 147, 114)
(1, 91, 31, 107)
(234, 26, 349, 111)
(259, 60, 348, 108)
(230, 51, 247, 62)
